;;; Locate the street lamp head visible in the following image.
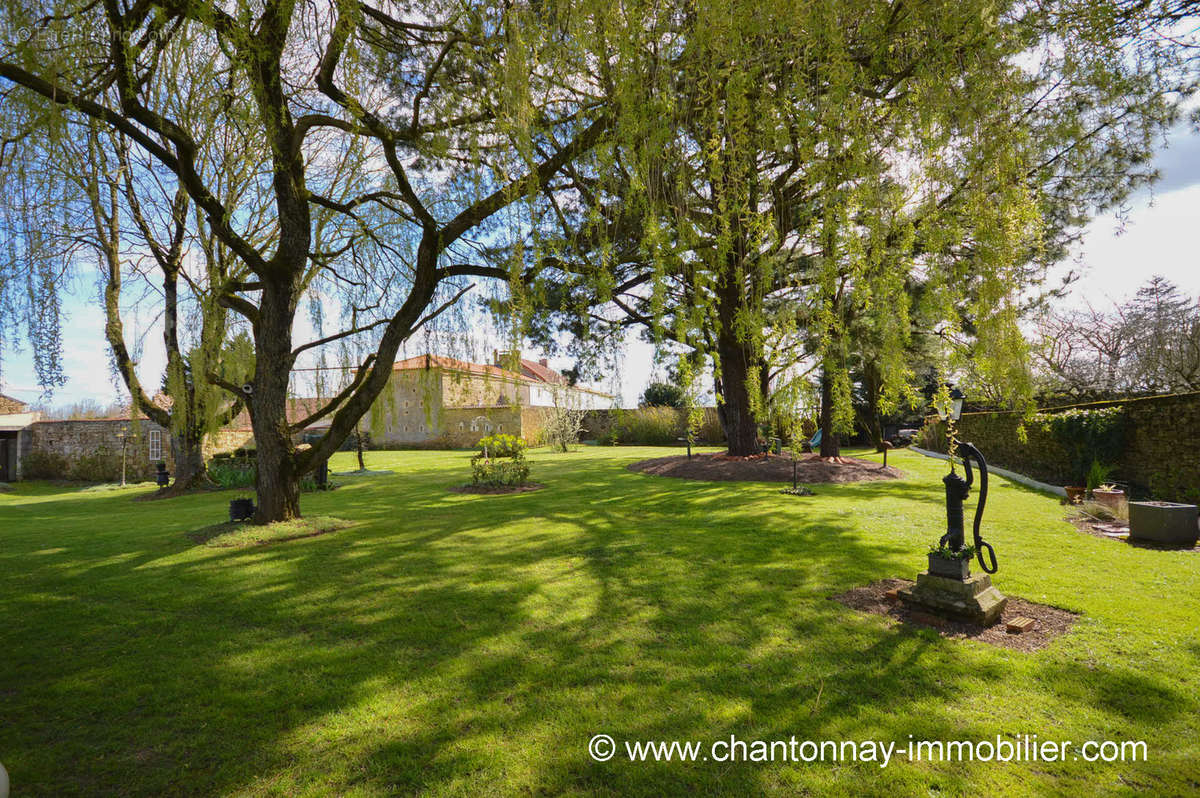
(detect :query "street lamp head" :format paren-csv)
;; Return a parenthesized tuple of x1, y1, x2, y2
(948, 387, 964, 422)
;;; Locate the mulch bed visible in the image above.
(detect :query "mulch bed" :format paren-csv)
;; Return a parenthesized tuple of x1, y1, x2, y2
(628, 452, 901, 484)
(449, 482, 546, 495)
(833, 578, 1078, 653)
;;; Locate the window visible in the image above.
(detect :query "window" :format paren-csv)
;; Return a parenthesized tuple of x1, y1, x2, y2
(458, 422, 465, 430)
(148, 429, 163, 462)
(496, 424, 503, 433)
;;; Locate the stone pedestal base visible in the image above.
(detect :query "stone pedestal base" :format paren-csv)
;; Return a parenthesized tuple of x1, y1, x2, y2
(898, 572, 1007, 626)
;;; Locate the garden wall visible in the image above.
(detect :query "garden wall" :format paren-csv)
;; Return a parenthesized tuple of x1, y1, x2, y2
(26, 419, 170, 482)
(925, 392, 1200, 503)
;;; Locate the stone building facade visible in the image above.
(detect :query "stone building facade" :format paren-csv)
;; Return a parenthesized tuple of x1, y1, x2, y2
(0, 393, 37, 481)
(366, 353, 611, 448)
(27, 418, 172, 482)
(0, 352, 609, 482)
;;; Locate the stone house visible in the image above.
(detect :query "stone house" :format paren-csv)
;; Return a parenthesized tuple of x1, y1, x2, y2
(0, 393, 38, 481)
(0, 351, 609, 481)
(367, 352, 612, 447)
(0, 391, 174, 482)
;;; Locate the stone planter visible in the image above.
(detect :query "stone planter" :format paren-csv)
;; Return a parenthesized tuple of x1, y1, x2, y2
(927, 553, 971, 580)
(1091, 488, 1125, 511)
(1128, 501, 1199, 546)
(1064, 485, 1086, 505)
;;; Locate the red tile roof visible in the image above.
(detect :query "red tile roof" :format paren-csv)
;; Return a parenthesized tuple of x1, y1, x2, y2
(392, 353, 574, 386)
(519, 358, 568, 385)
(229, 397, 331, 431)
(392, 354, 524, 381)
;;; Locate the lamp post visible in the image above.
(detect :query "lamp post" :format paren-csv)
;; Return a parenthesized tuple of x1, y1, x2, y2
(116, 425, 129, 487)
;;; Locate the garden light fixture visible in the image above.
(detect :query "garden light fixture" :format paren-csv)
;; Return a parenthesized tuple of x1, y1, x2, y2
(948, 386, 964, 422)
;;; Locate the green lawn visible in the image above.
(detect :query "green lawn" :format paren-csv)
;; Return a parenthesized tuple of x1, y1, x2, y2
(1, 446, 1197, 796)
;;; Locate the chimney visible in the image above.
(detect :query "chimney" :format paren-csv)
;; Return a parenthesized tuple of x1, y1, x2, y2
(539, 358, 549, 368)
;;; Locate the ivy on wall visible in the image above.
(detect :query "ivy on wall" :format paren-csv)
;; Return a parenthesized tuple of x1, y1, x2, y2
(1034, 407, 1127, 485)
(917, 393, 1200, 503)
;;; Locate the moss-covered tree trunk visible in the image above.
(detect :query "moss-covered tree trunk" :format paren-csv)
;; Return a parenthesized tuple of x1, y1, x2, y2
(714, 253, 763, 456)
(818, 368, 841, 458)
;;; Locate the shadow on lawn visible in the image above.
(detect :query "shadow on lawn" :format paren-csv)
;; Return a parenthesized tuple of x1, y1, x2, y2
(0, 451, 1194, 796)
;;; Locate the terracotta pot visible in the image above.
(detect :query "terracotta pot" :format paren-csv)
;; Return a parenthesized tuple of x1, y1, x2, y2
(1064, 485, 1086, 505)
(1091, 489, 1125, 511)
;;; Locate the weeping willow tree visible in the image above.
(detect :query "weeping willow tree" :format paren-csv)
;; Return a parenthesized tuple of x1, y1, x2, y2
(515, 0, 1190, 456)
(0, 24, 281, 492)
(0, 0, 641, 521)
(72, 126, 252, 493)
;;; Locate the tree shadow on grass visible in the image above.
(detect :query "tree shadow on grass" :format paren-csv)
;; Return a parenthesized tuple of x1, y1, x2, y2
(0, 450, 1195, 795)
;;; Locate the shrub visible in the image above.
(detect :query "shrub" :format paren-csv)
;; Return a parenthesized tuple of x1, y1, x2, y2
(613, 406, 682, 445)
(208, 459, 256, 489)
(71, 448, 151, 483)
(697, 408, 726, 443)
(21, 450, 70, 480)
(470, 456, 531, 486)
(471, 434, 531, 486)
(477, 433, 525, 458)
(641, 382, 684, 408)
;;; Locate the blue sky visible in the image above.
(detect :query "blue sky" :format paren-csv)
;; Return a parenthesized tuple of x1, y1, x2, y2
(3, 123, 1200, 410)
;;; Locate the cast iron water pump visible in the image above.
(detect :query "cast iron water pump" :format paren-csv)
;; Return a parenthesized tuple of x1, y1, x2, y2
(939, 441, 999, 574)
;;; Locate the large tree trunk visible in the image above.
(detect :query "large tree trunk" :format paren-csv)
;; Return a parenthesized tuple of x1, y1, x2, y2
(858, 362, 885, 451)
(710, 231, 764, 456)
(166, 431, 207, 493)
(818, 368, 841, 458)
(716, 352, 760, 455)
(252, 281, 302, 523)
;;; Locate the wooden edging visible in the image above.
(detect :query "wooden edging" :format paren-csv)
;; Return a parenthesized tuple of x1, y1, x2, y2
(909, 446, 1067, 498)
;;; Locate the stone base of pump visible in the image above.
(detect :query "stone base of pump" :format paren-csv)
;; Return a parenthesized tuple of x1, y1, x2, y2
(897, 572, 1007, 626)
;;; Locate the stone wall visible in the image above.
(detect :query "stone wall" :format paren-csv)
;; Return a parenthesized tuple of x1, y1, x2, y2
(203, 428, 255, 458)
(28, 419, 170, 482)
(937, 392, 1200, 503)
(0, 394, 28, 414)
(440, 407, 523, 448)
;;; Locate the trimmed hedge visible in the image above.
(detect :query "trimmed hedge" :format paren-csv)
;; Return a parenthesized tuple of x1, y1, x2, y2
(582, 407, 726, 446)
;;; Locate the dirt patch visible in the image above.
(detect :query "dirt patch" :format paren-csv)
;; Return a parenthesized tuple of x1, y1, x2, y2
(449, 482, 546, 495)
(833, 578, 1078, 653)
(628, 452, 901, 484)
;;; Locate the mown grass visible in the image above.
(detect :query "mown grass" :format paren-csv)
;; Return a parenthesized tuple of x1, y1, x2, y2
(0, 446, 1197, 796)
(190, 516, 355, 548)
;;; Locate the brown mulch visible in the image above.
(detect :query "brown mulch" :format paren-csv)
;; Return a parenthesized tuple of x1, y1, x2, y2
(627, 452, 901, 484)
(833, 578, 1078, 653)
(449, 482, 546, 495)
